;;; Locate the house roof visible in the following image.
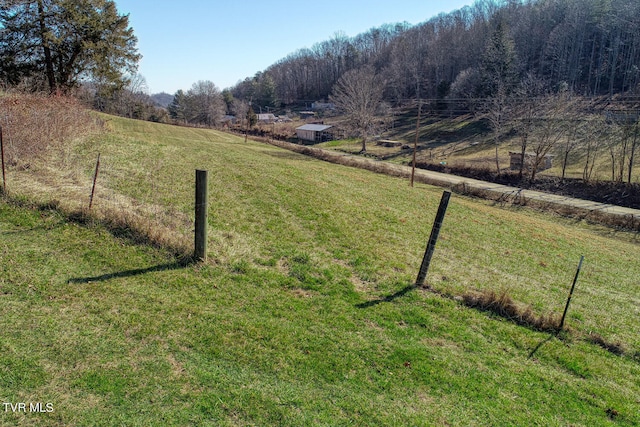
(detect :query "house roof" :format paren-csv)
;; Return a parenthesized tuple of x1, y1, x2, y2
(296, 124, 332, 132)
(257, 113, 277, 120)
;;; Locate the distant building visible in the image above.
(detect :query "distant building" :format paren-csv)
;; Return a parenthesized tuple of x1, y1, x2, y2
(221, 115, 236, 124)
(376, 140, 403, 147)
(296, 124, 333, 143)
(311, 101, 336, 111)
(605, 110, 640, 124)
(257, 113, 277, 123)
(509, 152, 554, 172)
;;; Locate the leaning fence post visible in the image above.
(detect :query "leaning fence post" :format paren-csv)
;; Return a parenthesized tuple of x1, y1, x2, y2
(89, 153, 100, 209)
(1, 125, 6, 194)
(194, 169, 209, 262)
(415, 190, 451, 286)
(558, 255, 585, 331)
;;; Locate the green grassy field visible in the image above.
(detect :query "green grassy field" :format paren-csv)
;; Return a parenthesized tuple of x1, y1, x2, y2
(1, 116, 638, 426)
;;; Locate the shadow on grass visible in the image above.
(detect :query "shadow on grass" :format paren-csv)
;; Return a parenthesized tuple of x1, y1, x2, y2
(68, 260, 192, 284)
(356, 285, 418, 308)
(0, 223, 64, 235)
(528, 334, 557, 359)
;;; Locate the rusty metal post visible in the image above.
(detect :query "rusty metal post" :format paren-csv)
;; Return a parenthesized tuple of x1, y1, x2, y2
(416, 191, 451, 286)
(194, 169, 209, 262)
(558, 256, 585, 331)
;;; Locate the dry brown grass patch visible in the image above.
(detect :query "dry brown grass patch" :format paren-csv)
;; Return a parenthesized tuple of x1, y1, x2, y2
(0, 92, 102, 166)
(0, 92, 196, 258)
(585, 332, 626, 356)
(462, 289, 560, 332)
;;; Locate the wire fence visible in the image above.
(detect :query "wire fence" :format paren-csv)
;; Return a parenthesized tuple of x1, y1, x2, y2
(0, 92, 193, 256)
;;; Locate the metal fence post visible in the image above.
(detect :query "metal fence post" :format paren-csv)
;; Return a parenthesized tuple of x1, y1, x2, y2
(1, 125, 6, 194)
(89, 153, 100, 209)
(559, 256, 585, 331)
(416, 191, 451, 286)
(195, 170, 208, 262)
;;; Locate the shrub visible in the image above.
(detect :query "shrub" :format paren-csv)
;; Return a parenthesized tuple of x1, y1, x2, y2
(0, 92, 102, 166)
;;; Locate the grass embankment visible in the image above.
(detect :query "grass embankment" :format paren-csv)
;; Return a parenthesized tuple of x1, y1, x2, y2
(319, 113, 640, 184)
(1, 115, 638, 425)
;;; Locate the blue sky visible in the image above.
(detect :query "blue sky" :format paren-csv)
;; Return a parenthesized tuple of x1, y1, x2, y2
(114, 0, 476, 95)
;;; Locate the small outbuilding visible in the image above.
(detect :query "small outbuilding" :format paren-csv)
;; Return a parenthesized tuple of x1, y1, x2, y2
(509, 152, 554, 172)
(376, 140, 403, 147)
(311, 101, 336, 111)
(296, 124, 333, 143)
(221, 115, 236, 124)
(257, 113, 277, 123)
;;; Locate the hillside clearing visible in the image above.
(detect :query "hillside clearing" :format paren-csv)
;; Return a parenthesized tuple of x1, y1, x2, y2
(0, 116, 638, 425)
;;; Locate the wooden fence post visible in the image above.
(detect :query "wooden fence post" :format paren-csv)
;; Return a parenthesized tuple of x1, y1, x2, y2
(415, 191, 451, 286)
(194, 169, 209, 262)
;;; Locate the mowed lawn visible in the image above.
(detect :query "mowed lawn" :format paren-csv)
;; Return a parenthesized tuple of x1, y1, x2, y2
(0, 116, 638, 426)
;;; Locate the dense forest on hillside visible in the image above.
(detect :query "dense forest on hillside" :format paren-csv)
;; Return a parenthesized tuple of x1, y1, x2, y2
(230, 0, 640, 107)
(217, 0, 640, 195)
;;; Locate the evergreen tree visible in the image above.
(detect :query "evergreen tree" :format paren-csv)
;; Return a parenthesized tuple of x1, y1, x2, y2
(480, 20, 520, 97)
(168, 89, 187, 123)
(480, 20, 520, 174)
(258, 73, 278, 109)
(0, 0, 140, 93)
(247, 106, 257, 128)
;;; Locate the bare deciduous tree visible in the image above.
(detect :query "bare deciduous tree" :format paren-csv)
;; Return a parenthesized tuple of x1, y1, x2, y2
(607, 112, 640, 183)
(560, 114, 585, 182)
(510, 74, 546, 179)
(628, 119, 640, 184)
(184, 80, 226, 127)
(329, 67, 386, 153)
(528, 92, 576, 182)
(230, 98, 249, 127)
(481, 86, 511, 174)
(581, 115, 606, 183)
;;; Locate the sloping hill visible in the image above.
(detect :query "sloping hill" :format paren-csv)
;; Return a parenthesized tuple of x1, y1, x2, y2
(1, 116, 638, 425)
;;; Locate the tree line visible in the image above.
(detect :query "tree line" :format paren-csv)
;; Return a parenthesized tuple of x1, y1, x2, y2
(223, 0, 640, 183)
(4, 0, 639, 114)
(2, 0, 639, 183)
(5, 0, 639, 120)
(230, 0, 640, 108)
(0, 0, 171, 121)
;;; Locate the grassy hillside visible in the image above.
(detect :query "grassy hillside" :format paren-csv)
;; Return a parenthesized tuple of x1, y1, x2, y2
(318, 112, 640, 185)
(1, 116, 638, 426)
